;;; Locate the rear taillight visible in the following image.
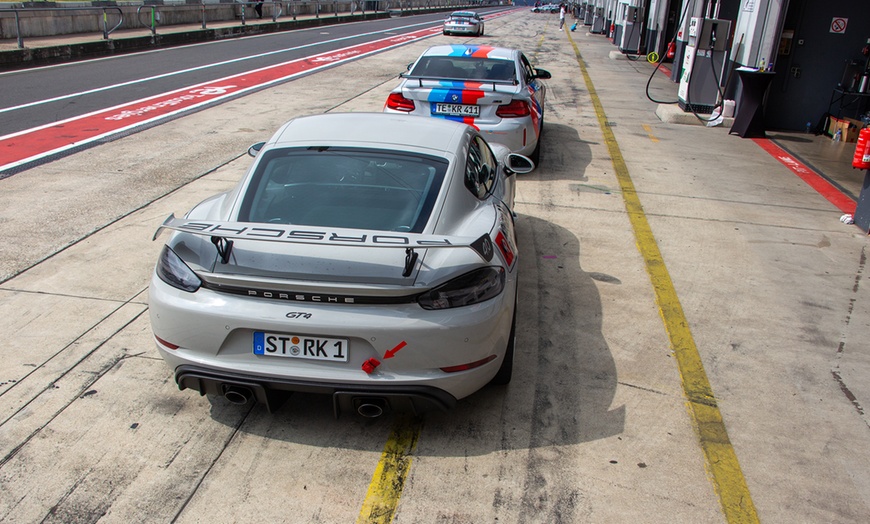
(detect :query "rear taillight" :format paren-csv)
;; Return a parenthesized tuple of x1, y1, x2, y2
(386, 92, 415, 112)
(496, 99, 530, 118)
(156, 245, 201, 292)
(417, 267, 505, 310)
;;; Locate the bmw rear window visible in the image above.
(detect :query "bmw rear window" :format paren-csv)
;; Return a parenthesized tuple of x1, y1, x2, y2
(238, 147, 447, 234)
(411, 57, 515, 82)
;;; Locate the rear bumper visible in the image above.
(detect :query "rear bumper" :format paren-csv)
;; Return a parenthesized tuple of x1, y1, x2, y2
(175, 365, 458, 416)
(444, 25, 479, 34)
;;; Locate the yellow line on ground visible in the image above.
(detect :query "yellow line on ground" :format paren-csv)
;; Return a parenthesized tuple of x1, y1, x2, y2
(565, 31, 760, 524)
(641, 123, 659, 142)
(356, 415, 423, 524)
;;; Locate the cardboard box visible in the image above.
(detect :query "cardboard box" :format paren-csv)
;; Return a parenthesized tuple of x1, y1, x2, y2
(827, 115, 864, 142)
(842, 117, 865, 143)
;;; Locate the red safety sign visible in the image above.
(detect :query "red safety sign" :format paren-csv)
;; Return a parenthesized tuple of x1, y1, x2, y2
(830, 18, 848, 34)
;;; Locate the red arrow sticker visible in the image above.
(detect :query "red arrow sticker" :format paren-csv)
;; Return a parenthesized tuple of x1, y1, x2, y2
(384, 341, 407, 359)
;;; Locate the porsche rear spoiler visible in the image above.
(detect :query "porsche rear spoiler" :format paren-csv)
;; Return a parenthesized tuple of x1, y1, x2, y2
(153, 214, 495, 275)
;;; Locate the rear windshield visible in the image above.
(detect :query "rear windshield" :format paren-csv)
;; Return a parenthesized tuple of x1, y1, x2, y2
(238, 147, 447, 234)
(410, 57, 515, 82)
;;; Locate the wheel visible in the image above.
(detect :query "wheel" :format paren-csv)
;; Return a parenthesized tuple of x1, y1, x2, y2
(489, 304, 516, 385)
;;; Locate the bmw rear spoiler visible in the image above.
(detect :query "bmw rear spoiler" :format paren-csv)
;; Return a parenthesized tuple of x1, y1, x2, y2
(399, 73, 518, 89)
(153, 214, 495, 276)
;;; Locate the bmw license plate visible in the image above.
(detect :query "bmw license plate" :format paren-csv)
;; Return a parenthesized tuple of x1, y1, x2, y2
(253, 332, 348, 362)
(434, 103, 480, 117)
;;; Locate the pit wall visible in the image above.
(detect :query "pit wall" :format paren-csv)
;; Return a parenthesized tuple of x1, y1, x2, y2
(0, 1, 468, 39)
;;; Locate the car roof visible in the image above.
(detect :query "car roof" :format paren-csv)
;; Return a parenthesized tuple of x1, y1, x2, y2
(269, 113, 470, 153)
(450, 11, 477, 16)
(421, 45, 517, 61)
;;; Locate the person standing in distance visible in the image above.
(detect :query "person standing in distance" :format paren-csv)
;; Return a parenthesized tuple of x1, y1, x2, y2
(559, 3, 567, 30)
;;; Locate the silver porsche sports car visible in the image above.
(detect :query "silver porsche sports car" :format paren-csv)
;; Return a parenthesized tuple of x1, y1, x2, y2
(149, 113, 533, 417)
(443, 11, 484, 36)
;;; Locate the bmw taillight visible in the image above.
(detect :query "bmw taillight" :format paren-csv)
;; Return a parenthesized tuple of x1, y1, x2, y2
(496, 99, 531, 118)
(386, 92, 415, 112)
(417, 267, 505, 310)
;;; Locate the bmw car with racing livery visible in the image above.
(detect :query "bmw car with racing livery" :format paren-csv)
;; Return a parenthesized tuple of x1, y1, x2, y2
(384, 45, 550, 164)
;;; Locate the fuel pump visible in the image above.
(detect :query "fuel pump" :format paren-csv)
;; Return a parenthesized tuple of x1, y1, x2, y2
(591, 0, 607, 34)
(584, 0, 595, 25)
(678, 17, 731, 114)
(613, 1, 627, 44)
(618, 3, 643, 54)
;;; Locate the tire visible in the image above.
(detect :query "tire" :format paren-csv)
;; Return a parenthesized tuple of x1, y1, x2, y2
(489, 304, 516, 386)
(529, 139, 541, 165)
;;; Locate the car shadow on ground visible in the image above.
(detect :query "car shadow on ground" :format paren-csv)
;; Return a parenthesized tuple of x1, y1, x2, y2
(534, 121, 593, 183)
(422, 213, 624, 453)
(200, 210, 623, 455)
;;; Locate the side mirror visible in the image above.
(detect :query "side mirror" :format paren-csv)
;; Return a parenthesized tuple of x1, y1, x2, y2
(533, 68, 552, 80)
(248, 142, 265, 157)
(504, 153, 534, 175)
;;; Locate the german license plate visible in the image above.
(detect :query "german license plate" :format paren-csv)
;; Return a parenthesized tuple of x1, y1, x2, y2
(434, 103, 480, 117)
(253, 332, 348, 362)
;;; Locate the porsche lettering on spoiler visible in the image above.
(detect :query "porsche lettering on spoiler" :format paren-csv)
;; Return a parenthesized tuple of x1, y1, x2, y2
(153, 214, 495, 262)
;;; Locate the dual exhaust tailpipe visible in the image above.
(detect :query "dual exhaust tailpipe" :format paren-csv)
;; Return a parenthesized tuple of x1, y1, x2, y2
(223, 385, 253, 406)
(353, 397, 387, 418)
(221, 385, 387, 418)
(176, 366, 451, 415)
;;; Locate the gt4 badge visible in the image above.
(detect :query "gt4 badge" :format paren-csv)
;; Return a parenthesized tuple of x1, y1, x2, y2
(470, 234, 494, 262)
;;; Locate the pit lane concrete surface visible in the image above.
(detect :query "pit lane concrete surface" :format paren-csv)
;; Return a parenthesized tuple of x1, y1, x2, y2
(2, 10, 870, 524)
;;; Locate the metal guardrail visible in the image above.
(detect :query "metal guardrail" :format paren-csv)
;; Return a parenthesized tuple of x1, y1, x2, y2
(133, 0, 386, 37)
(0, 6, 124, 48)
(1, 1, 474, 49)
